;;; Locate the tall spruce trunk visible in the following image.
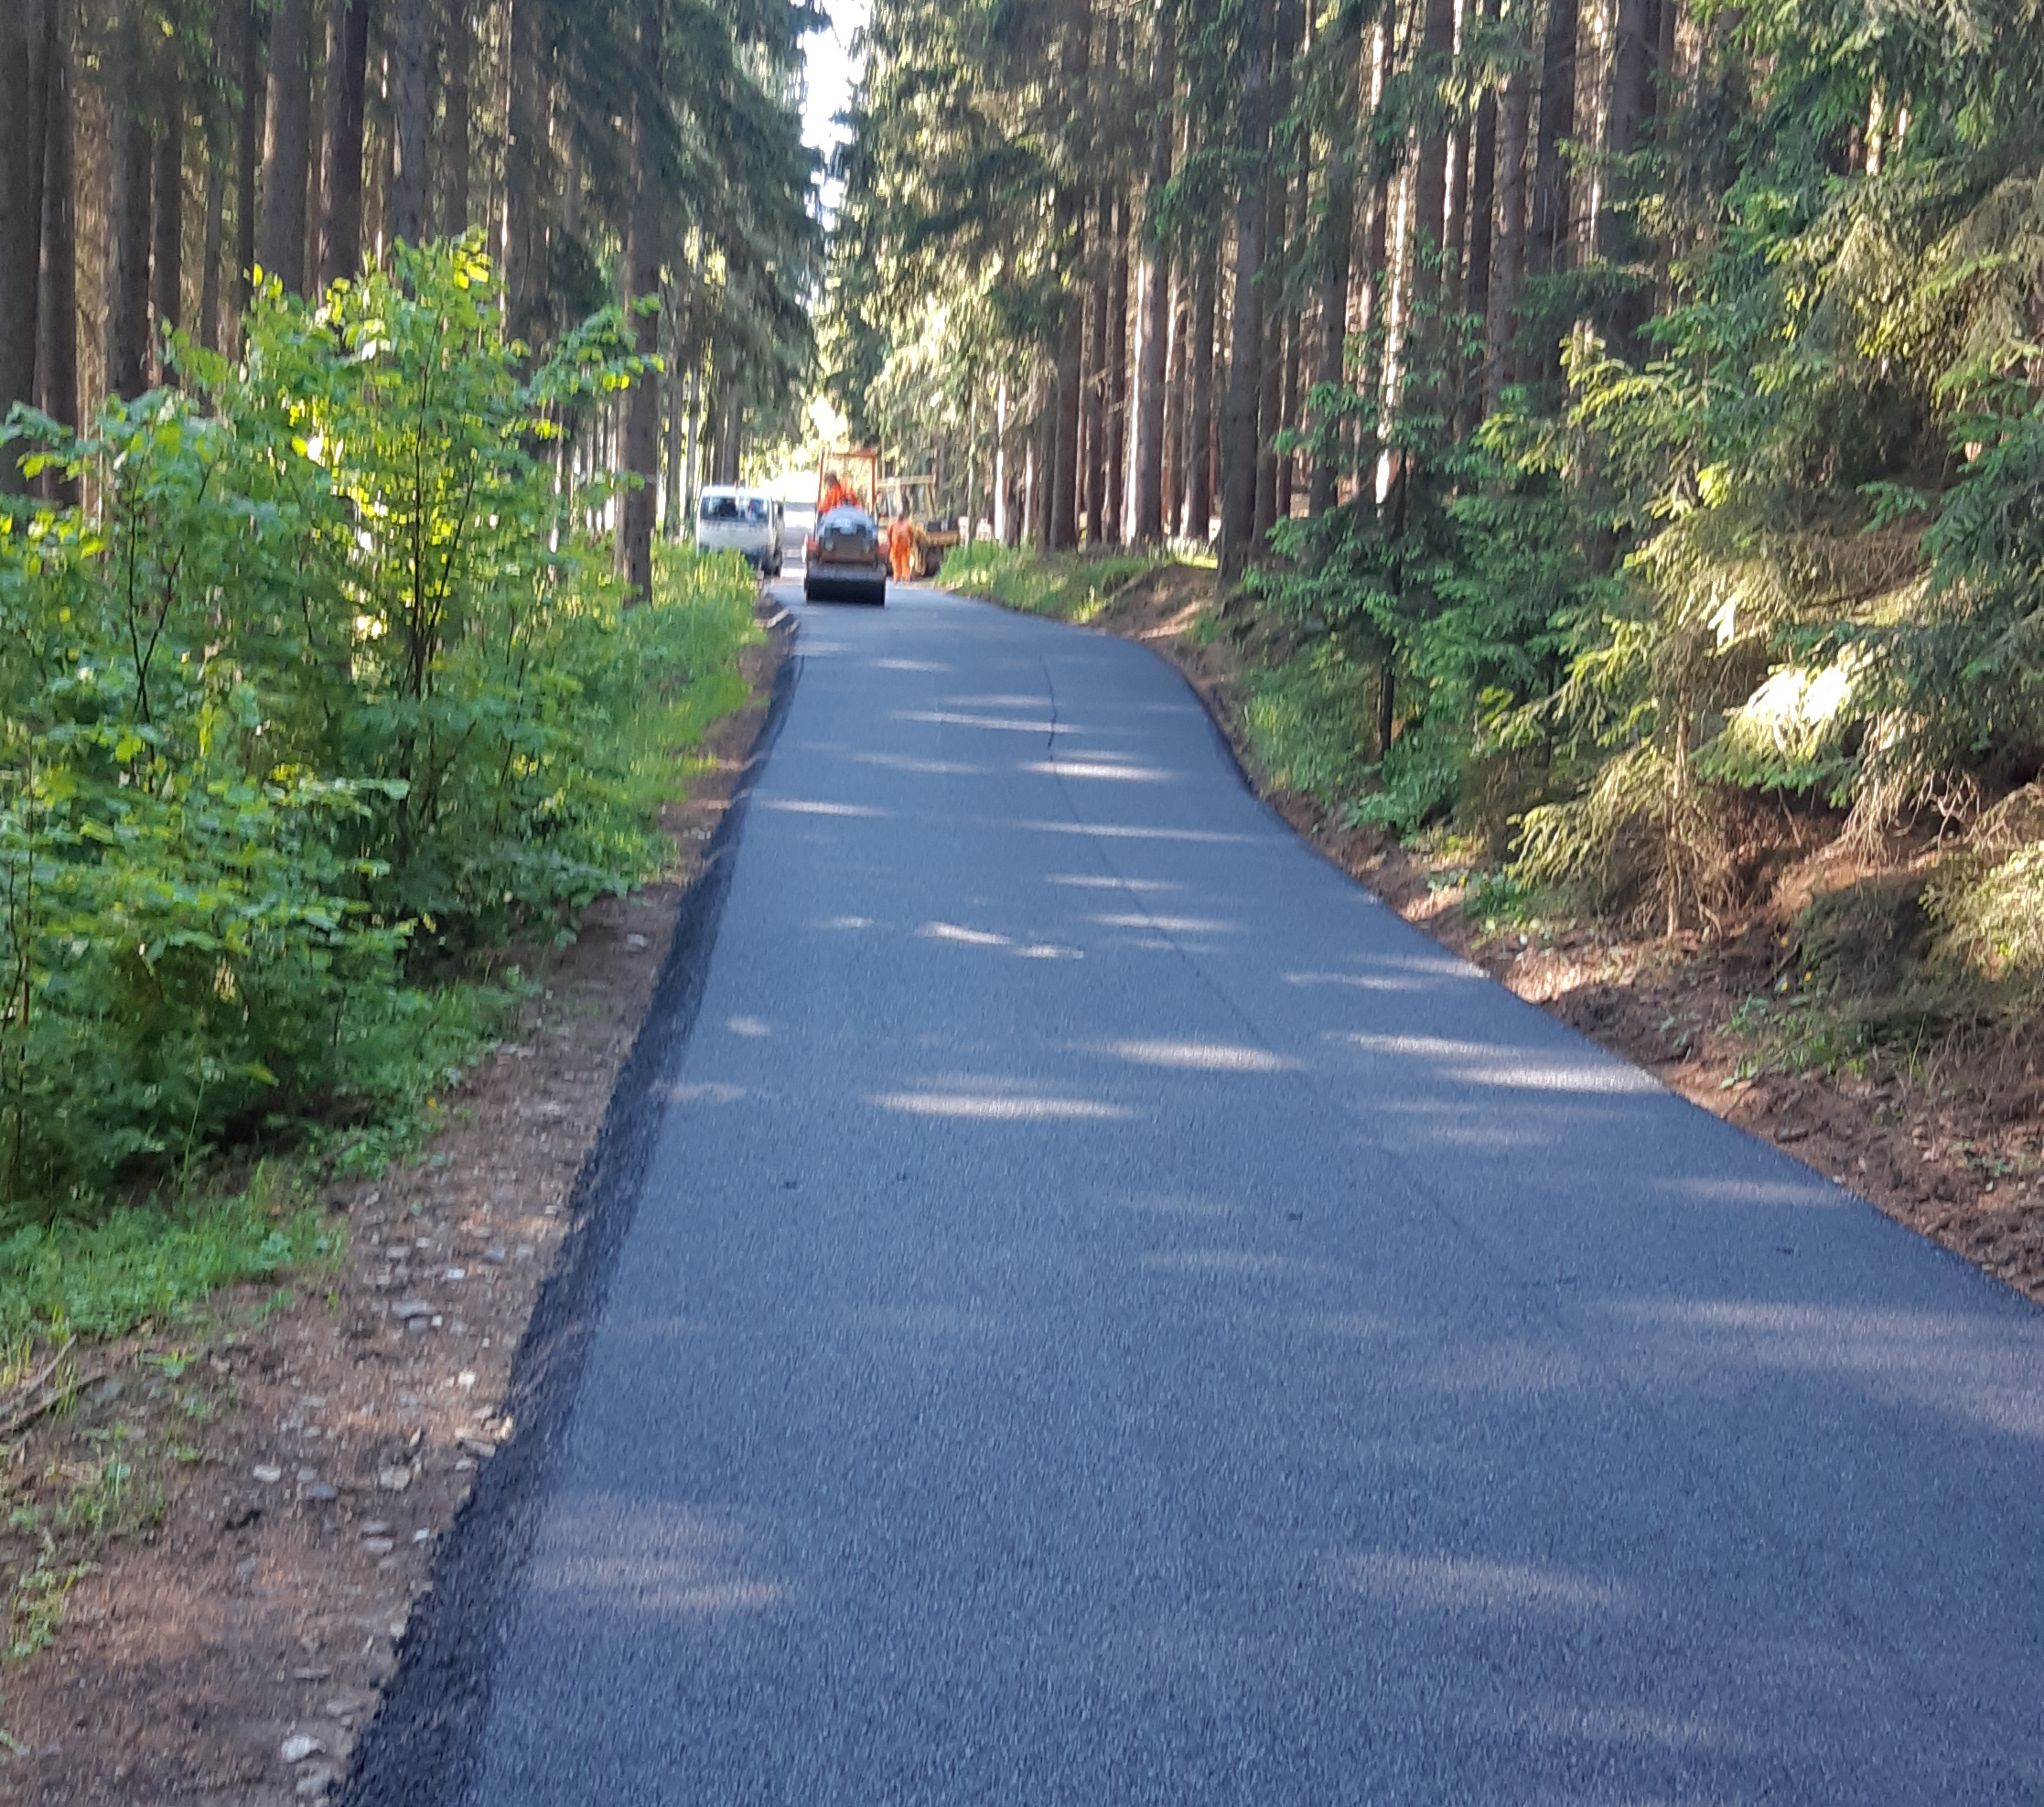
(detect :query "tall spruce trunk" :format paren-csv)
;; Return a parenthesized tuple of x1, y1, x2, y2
(259, 0, 313, 293)
(152, 24, 185, 367)
(1051, 191, 1085, 549)
(1128, 1, 1175, 542)
(1523, 0, 1579, 387)
(198, 0, 231, 350)
(107, 0, 156, 399)
(1485, 4, 1531, 412)
(1082, 188, 1108, 542)
(1307, 21, 1362, 517)
(442, 0, 470, 232)
(1408, 0, 1457, 395)
(503, 0, 546, 340)
(1184, 232, 1217, 540)
(317, 0, 370, 281)
(1217, 0, 1275, 588)
(37, 0, 78, 489)
(1251, 0, 1296, 552)
(1105, 190, 1130, 542)
(235, 0, 261, 322)
(1458, 0, 1501, 433)
(1, 0, 52, 487)
(1163, 253, 1188, 529)
(388, 0, 428, 244)
(1598, 0, 1653, 353)
(619, 0, 663, 600)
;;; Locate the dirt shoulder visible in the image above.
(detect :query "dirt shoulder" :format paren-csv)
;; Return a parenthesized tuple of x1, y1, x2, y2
(0, 602, 794, 1806)
(1014, 562, 2044, 1309)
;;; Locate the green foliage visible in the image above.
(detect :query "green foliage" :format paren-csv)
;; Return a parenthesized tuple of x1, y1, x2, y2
(940, 542, 1163, 621)
(0, 240, 758, 1221)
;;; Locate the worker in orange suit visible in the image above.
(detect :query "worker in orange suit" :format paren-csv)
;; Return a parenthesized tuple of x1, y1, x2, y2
(888, 512, 917, 581)
(819, 470, 859, 514)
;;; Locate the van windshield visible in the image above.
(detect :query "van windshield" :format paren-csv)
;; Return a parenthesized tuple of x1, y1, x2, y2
(700, 495, 741, 522)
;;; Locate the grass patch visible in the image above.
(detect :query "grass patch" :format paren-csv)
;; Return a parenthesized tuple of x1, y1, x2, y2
(941, 542, 1166, 623)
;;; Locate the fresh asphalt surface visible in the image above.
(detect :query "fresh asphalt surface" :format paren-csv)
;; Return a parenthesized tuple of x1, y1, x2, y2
(448, 577, 2044, 1802)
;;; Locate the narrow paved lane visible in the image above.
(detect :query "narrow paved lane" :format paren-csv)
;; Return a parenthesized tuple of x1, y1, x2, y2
(460, 581, 2044, 1802)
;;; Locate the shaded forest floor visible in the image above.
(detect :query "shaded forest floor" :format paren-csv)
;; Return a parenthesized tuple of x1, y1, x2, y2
(0, 608, 792, 1805)
(963, 554, 2044, 1309)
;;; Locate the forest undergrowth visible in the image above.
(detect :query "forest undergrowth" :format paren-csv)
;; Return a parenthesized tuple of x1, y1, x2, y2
(0, 241, 759, 1352)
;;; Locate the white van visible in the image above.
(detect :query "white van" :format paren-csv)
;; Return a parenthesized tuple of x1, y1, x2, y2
(695, 486, 784, 575)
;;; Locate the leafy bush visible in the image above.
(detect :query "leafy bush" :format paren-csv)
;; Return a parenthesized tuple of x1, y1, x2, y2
(0, 239, 752, 1217)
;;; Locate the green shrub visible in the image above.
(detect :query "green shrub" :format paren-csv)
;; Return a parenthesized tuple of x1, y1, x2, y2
(0, 239, 750, 1218)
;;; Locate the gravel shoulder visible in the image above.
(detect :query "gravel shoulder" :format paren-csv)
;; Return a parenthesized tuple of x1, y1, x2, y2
(0, 604, 793, 1806)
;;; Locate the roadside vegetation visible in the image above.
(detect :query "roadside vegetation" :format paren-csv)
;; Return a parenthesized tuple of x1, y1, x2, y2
(838, 0, 2044, 1118)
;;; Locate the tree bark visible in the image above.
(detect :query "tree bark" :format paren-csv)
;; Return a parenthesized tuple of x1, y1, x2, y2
(1051, 188, 1085, 549)
(235, 0, 261, 322)
(1105, 188, 1129, 542)
(1217, 0, 1274, 588)
(1598, 0, 1653, 352)
(259, 0, 313, 295)
(503, 0, 547, 341)
(1459, 0, 1501, 431)
(107, 0, 156, 399)
(1252, 0, 1297, 553)
(1523, 0, 1578, 387)
(197, 0, 231, 350)
(1485, 3, 1531, 411)
(1082, 187, 1108, 542)
(620, 0, 663, 600)
(1128, 0, 1175, 543)
(1184, 231, 1217, 541)
(442, 0, 470, 233)
(37, 0, 77, 484)
(1, 0, 51, 486)
(1306, 19, 1362, 517)
(1163, 252, 1187, 529)
(317, 0, 370, 281)
(388, 0, 428, 245)
(1408, 0, 1458, 393)
(152, 24, 185, 368)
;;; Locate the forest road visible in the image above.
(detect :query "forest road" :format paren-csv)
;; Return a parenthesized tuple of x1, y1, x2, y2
(398, 579, 2044, 1803)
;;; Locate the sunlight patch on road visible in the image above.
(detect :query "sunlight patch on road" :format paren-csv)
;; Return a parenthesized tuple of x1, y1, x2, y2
(868, 1091, 1133, 1122)
(759, 798, 890, 817)
(1012, 819, 1255, 844)
(1091, 913, 1240, 934)
(1329, 1550, 1634, 1615)
(1096, 1038, 1299, 1072)
(869, 658, 950, 672)
(920, 921, 1010, 947)
(1142, 1248, 1333, 1280)
(1025, 760, 1177, 782)
(898, 709, 1075, 734)
(726, 1017, 771, 1038)
(853, 752, 984, 774)
(1047, 874, 1182, 891)
(1335, 1030, 1657, 1095)
(1284, 970, 1435, 993)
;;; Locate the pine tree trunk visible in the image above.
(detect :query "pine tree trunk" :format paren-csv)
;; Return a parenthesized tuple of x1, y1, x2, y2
(503, 0, 546, 341)
(235, 0, 261, 322)
(1082, 188, 1108, 542)
(259, 0, 313, 294)
(107, 0, 156, 399)
(619, 0, 662, 598)
(1408, 0, 1457, 393)
(1598, 0, 1653, 352)
(1523, 0, 1578, 386)
(1105, 189, 1129, 542)
(1485, 5, 1531, 412)
(1051, 193, 1085, 549)
(317, 0, 370, 281)
(1307, 24, 1360, 517)
(37, 0, 77, 486)
(442, 0, 470, 233)
(1217, 0, 1274, 588)
(1163, 253, 1187, 529)
(198, 0, 230, 350)
(152, 25, 184, 368)
(1128, 0, 1175, 543)
(1, 0, 52, 487)
(388, 0, 428, 245)
(1184, 232, 1217, 541)
(1459, 0, 1501, 432)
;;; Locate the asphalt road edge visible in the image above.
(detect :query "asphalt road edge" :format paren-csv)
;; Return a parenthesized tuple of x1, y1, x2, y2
(337, 609, 801, 1807)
